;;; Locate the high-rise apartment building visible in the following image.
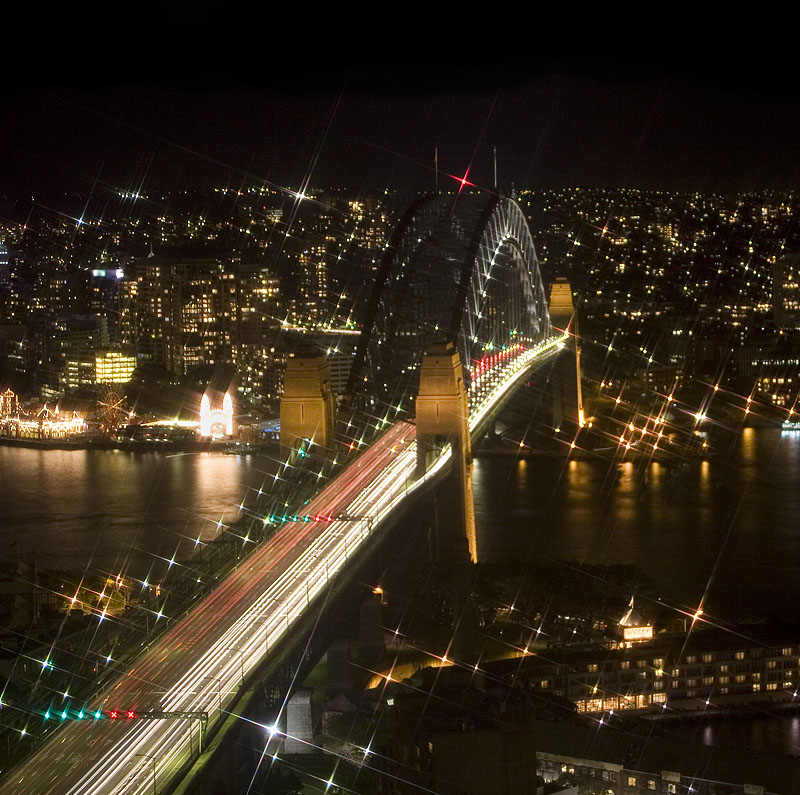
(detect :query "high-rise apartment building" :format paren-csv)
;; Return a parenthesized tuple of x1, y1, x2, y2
(120, 257, 281, 398)
(120, 257, 227, 373)
(773, 254, 800, 329)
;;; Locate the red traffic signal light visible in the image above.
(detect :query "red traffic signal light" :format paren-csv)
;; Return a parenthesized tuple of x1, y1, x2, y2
(107, 710, 137, 719)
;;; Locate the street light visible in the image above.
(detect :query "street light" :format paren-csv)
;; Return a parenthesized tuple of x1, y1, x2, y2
(135, 752, 156, 795)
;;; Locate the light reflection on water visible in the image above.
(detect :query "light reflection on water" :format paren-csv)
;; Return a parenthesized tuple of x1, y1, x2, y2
(0, 448, 275, 579)
(474, 428, 800, 621)
(687, 713, 800, 757)
(2, 432, 800, 754)
(474, 429, 800, 756)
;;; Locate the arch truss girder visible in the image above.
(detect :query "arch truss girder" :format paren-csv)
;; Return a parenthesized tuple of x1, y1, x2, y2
(353, 193, 551, 406)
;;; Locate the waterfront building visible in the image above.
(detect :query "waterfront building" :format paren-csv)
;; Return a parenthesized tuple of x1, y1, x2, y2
(376, 662, 800, 794)
(502, 627, 800, 716)
(738, 336, 800, 407)
(773, 254, 800, 329)
(534, 720, 798, 794)
(199, 390, 234, 438)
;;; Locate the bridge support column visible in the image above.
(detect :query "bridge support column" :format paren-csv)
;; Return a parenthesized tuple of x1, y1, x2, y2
(280, 355, 336, 456)
(548, 277, 585, 432)
(415, 342, 477, 563)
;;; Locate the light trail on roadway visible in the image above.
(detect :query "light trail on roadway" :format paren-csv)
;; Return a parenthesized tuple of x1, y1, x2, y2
(0, 335, 562, 795)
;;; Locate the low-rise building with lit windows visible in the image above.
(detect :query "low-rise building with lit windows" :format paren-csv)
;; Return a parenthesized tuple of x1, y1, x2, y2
(503, 628, 800, 716)
(375, 661, 800, 795)
(61, 349, 136, 390)
(94, 349, 136, 384)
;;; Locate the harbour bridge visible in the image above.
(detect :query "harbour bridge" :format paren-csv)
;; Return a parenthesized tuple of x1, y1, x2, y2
(0, 193, 582, 794)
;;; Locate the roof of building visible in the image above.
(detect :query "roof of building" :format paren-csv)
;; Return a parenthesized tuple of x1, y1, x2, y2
(618, 596, 646, 628)
(530, 720, 800, 791)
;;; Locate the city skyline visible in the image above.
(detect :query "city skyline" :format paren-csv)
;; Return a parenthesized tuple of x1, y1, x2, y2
(5, 18, 800, 792)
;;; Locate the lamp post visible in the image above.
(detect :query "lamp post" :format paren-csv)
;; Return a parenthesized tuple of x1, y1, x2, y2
(135, 752, 156, 795)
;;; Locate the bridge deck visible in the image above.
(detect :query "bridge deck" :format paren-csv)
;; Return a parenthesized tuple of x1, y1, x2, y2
(1, 337, 562, 795)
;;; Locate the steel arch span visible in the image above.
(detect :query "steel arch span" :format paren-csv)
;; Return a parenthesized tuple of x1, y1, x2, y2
(348, 192, 551, 405)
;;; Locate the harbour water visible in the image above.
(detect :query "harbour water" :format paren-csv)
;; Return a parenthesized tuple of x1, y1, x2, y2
(1, 427, 799, 754)
(0, 446, 277, 579)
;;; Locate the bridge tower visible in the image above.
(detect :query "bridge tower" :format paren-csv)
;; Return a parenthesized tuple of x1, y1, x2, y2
(548, 277, 585, 432)
(280, 354, 336, 455)
(415, 342, 477, 562)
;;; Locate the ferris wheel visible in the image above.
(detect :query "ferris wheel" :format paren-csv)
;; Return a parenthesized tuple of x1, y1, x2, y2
(97, 385, 128, 433)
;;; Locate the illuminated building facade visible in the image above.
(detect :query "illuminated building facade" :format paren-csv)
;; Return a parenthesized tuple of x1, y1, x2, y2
(94, 350, 136, 384)
(199, 391, 234, 438)
(739, 338, 800, 407)
(120, 257, 281, 389)
(382, 663, 797, 795)
(506, 631, 799, 715)
(291, 243, 328, 324)
(61, 349, 136, 390)
(773, 254, 800, 329)
(0, 240, 9, 287)
(0, 388, 18, 415)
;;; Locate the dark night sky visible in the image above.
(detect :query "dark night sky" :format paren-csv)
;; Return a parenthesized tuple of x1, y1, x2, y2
(4, 12, 800, 199)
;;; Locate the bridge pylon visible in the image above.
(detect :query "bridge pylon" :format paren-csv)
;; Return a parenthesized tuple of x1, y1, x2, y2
(279, 354, 336, 456)
(548, 277, 585, 432)
(415, 342, 477, 563)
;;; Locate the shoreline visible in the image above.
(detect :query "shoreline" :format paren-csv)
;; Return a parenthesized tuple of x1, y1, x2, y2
(0, 436, 277, 454)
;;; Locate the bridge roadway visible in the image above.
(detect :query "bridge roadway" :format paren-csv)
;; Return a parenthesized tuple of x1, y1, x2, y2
(1, 335, 563, 795)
